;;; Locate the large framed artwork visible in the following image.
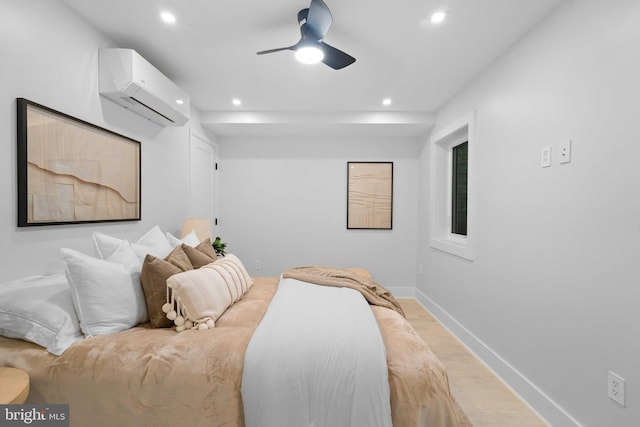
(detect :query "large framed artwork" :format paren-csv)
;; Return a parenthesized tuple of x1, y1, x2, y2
(347, 161, 393, 230)
(17, 98, 141, 227)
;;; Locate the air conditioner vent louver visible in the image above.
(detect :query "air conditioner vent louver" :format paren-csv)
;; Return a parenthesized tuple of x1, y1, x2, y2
(130, 97, 176, 123)
(120, 96, 136, 106)
(99, 48, 189, 127)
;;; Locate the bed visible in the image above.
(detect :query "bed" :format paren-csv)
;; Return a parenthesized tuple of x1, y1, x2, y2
(0, 228, 471, 426)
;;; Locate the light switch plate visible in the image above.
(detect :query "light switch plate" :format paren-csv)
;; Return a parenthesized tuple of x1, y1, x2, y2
(541, 146, 551, 168)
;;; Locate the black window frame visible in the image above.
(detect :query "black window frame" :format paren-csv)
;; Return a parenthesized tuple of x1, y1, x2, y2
(451, 141, 468, 236)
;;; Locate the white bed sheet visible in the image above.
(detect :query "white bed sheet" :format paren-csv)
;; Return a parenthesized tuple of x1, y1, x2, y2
(241, 277, 392, 427)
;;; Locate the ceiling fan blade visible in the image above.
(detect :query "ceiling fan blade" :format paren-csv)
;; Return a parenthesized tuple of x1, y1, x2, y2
(256, 46, 295, 55)
(307, 0, 333, 38)
(319, 42, 355, 69)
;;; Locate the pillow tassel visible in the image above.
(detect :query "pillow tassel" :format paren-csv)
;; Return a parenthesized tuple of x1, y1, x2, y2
(162, 286, 173, 316)
(193, 317, 214, 330)
(174, 298, 187, 332)
(164, 289, 178, 322)
(166, 292, 203, 332)
(165, 267, 229, 332)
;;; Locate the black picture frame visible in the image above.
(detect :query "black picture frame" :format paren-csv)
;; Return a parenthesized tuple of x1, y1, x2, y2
(17, 98, 141, 227)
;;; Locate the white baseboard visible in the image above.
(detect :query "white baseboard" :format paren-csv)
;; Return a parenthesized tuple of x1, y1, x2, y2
(414, 288, 583, 427)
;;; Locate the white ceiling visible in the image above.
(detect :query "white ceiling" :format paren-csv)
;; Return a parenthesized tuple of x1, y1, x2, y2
(61, 0, 564, 137)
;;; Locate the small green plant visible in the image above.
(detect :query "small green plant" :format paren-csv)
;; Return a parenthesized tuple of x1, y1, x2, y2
(212, 236, 227, 257)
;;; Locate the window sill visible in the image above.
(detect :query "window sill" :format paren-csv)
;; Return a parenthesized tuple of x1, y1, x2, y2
(430, 237, 474, 261)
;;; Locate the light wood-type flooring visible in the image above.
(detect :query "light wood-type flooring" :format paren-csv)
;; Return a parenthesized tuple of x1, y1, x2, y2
(399, 298, 549, 427)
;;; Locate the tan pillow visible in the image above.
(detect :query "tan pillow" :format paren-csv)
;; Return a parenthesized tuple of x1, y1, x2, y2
(165, 268, 233, 331)
(195, 238, 218, 261)
(165, 245, 194, 272)
(182, 244, 215, 268)
(140, 255, 183, 328)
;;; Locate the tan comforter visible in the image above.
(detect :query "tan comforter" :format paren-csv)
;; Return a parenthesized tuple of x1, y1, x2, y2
(0, 276, 469, 427)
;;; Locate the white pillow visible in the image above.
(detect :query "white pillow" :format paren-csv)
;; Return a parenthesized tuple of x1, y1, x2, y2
(137, 226, 173, 258)
(204, 263, 241, 302)
(61, 241, 148, 337)
(92, 231, 122, 258)
(220, 254, 254, 290)
(93, 225, 173, 263)
(166, 229, 200, 248)
(0, 273, 83, 355)
(165, 268, 233, 332)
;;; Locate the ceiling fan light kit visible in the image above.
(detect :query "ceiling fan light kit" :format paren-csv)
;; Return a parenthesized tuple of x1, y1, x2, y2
(257, 0, 356, 70)
(295, 46, 324, 64)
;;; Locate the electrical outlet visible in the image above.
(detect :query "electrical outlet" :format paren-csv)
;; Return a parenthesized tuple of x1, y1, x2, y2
(559, 139, 572, 164)
(255, 260, 261, 270)
(608, 371, 626, 407)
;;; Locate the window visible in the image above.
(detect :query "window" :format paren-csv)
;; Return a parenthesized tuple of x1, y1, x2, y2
(451, 141, 468, 236)
(429, 112, 474, 260)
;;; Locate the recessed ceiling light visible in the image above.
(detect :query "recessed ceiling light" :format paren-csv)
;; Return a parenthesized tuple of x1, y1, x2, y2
(232, 98, 242, 106)
(430, 11, 446, 24)
(382, 98, 392, 106)
(175, 99, 184, 105)
(160, 12, 176, 24)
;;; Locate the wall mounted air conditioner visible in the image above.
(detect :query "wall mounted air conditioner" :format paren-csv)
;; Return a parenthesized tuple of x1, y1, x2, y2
(99, 48, 190, 127)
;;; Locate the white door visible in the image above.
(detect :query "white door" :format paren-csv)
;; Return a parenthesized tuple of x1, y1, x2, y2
(189, 130, 217, 234)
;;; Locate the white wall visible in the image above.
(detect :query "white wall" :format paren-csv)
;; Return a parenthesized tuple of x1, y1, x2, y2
(6, 1, 637, 425)
(0, 0, 202, 282)
(418, 0, 640, 425)
(219, 136, 420, 292)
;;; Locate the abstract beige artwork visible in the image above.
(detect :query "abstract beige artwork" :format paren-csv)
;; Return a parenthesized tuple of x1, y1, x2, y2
(347, 162, 393, 229)
(17, 99, 140, 226)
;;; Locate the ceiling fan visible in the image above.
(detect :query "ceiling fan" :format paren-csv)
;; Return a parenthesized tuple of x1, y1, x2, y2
(256, 0, 356, 70)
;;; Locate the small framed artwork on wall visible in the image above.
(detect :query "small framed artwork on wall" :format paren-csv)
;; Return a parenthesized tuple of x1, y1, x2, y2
(16, 98, 141, 227)
(347, 161, 393, 230)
